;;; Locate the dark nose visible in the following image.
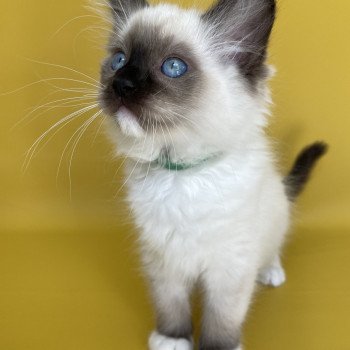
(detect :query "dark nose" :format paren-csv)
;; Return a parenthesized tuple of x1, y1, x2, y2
(112, 76, 137, 98)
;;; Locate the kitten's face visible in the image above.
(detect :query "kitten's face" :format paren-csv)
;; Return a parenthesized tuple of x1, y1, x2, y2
(99, 0, 275, 157)
(100, 5, 206, 134)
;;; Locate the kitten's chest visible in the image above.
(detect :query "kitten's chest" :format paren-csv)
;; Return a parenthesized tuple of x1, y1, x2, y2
(128, 170, 217, 224)
(126, 164, 259, 240)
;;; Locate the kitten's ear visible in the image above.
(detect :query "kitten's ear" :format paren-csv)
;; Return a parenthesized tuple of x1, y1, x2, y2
(109, 0, 149, 24)
(203, 0, 276, 81)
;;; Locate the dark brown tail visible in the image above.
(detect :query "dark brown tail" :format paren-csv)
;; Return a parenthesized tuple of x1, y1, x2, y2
(284, 142, 328, 201)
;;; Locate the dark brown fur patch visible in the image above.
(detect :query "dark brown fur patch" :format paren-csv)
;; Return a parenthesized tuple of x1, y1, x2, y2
(199, 324, 241, 350)
(202, 0, 276, 86)
(284, 142, 328, 201)
(199, 339, 241, 350)
(157, 318, 193, 341)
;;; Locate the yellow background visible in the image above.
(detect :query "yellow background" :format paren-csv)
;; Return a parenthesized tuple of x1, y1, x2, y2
(1, 0, 349, 349)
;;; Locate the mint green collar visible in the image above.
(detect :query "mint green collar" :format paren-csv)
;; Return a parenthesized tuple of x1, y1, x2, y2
(156, 152, 221, 171)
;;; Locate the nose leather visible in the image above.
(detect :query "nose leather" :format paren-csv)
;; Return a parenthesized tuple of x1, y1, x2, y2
(113, 76, 137, 98)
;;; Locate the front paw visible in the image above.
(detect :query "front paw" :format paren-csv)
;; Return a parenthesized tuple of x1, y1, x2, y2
(149, 331, 193, 350)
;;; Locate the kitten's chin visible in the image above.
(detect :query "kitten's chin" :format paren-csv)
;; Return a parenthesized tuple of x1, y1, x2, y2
(116, 105, 145, 138)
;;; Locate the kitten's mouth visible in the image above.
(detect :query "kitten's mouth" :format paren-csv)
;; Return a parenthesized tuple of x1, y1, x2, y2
(116, 105, 145, 137)
(117, 105, 138, 122)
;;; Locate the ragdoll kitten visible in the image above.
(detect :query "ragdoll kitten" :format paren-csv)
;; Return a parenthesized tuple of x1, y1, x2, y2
(98, 0, 327, 349)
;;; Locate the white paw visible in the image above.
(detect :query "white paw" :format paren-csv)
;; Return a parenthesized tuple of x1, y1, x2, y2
(149, 331, 193, 350)
(257, 265, 286, 287)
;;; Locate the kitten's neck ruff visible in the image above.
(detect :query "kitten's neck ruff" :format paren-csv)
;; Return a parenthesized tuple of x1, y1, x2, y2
(112, 112, 270, 175)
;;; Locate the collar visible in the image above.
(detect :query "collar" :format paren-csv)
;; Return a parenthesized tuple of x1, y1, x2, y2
(155, 152, 222, 171)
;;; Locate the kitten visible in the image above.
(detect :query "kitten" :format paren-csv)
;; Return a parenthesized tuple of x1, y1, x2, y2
(98, 0, 327, 349)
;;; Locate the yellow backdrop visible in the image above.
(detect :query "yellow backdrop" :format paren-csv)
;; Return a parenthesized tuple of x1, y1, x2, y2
(1, 1, 349, 349)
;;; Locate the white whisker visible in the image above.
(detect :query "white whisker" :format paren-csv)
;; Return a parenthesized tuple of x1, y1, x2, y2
(12, 95, 97, 131)
(1, 78, 100, 96)
(67, 110, 103, 199)
(23, 104, 99, 173)
(114, 118, 150, 199)
(50, 14, 113, 39)
(24, 57, 103, 85)
(140, 121, 156, 193)
(91, 115, 107, 147)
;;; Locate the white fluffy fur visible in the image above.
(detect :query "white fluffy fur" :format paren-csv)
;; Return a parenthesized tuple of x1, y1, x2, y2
(103, 3, 290, 350)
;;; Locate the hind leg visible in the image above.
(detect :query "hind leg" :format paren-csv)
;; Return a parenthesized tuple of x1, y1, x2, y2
(257, 255, 286, 287)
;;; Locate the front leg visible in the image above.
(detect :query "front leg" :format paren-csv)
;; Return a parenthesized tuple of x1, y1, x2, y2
(199, 266, 256, 350)
(147, 269, 194, 350)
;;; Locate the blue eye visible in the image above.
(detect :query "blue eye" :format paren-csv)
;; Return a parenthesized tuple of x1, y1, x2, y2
(161, 57, 188, 78)
(111, 52, 127, 71)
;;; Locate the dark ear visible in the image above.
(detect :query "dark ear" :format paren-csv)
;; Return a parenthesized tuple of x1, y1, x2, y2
(203, 0, 276, 82)
(109, 0, 149, 24)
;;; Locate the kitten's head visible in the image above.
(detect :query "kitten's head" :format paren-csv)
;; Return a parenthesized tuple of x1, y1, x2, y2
(99, 0, 276, 161)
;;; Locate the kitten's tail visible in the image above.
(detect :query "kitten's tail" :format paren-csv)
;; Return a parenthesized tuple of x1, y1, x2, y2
(284, 142, 328, 201)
